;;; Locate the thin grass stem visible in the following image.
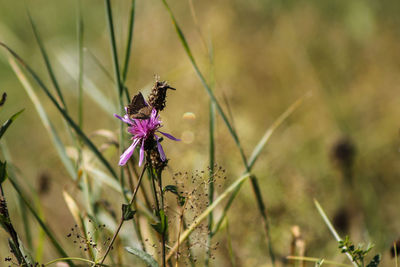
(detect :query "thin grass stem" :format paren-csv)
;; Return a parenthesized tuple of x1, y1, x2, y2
(314, 199, 358, 267)
(76, 1, 84, 129)
(121, 0, 135, 88)
(99, 165, 147, 265)
(27, 10, 67, 110)
(287, 256, 352, 267)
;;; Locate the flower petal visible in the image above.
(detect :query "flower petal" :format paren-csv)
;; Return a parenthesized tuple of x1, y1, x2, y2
(139, 140, 145, 166)
(158, 131, 180, 141)
(119, 138, 140, 166)
(156, 135, 166, 161)
(114, 113, 133, 125)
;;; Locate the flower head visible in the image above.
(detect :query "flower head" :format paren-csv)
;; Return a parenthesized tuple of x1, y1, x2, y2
(115, 108, 179, 166)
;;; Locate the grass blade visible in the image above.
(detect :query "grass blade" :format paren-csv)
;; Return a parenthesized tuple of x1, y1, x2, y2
(206, 101, 216, 265)
(34, 195, 46, 263)
(248, 92, 310, 170)
(27, 11, 67, 110)
(55, 51, 117, 114)
(85, 49, 115, 83)
(63, 191, 95, 260)
(1, 42, 118, 181)
(0, 109, 24, 139)
(121, 0, 135, 86)
(76, 1, 84, 129)
(125, 246, 159, 267)
(287, 256, 352, 267)
(9, 58, 77, 180)
(314, 199, 358, 267)
(17, 195, 32, 250)
(43, 257, 105, 266)
(104, 0, 124, 103)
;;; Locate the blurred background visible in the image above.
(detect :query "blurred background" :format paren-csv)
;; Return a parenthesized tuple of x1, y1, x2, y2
(0, 0, 400, 266)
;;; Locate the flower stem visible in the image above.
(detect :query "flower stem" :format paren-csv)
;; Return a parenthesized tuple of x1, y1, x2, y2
(99, 165, 147, 265)
(157, 170, 166, 267)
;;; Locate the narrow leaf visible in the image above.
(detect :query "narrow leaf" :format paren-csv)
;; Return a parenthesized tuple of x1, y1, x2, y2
(121, 0, 135, 86)
(9, 58, 76, 180)
(248, 93, 310, 169)
(125, 246, 159, 267)
(63, 191, 82, 227)
(0, 161, 7, 184)
(0, 92, 6, 106)
(0, 109, 24, 140)
(122, 204, 136, 221)
(164, 185, 185, 206)
(28, 11, 67, 109)
(314, 199, 357, 267)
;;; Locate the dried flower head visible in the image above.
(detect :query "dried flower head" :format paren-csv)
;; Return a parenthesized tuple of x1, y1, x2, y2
(147, 79, 175, 112)
(115, 108, 179, 166)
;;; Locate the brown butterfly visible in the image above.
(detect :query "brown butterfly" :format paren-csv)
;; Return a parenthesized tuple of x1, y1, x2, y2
(127, 92, 153, 119)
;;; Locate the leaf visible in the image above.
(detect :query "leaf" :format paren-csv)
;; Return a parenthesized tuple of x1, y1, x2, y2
(63, 191, 82, 227)
(125, 246, 159, 267)
(121, 0, 136, 86)
(9, 58, 76, 180)
(0, 109, 24, 140)
(28, 10, 66, 109)
(366, 254, 381, 267)
(8, 239, 26, 266)
(247, 93, 309, 169)
(122, 204, 136, 221)
(104, 0, 125, 101)
(0, 161, 7, 184)
(151, 210, 168, 234)
(164, 185, 185, 206)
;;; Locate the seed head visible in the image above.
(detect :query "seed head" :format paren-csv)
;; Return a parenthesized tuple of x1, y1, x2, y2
(147, 78, 175, 112)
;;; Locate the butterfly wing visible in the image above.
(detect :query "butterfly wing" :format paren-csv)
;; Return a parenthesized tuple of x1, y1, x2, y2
(128, 92, 152, 119)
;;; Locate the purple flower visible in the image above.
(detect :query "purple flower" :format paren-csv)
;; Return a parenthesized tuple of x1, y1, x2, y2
(115, 108, 179, 166)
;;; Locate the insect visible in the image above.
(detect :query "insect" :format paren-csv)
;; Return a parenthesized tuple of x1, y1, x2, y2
(127, 92, 153, 119)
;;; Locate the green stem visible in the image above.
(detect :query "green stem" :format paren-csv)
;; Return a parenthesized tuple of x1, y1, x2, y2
(156, 170, 166, 267)
(205, 101, 215, 266)
(99, 165, 147, 265)
(77, 1, 84, 129)
(122, 0, 135, 86)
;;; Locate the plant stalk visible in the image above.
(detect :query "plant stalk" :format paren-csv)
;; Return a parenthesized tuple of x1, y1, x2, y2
(99, 165, 147, 265)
